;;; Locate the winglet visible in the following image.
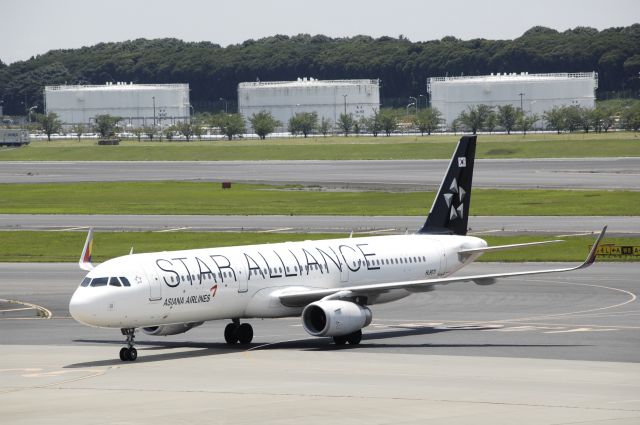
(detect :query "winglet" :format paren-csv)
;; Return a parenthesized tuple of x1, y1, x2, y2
(79, 228, 94, 271)
(577, 225, 607, 270)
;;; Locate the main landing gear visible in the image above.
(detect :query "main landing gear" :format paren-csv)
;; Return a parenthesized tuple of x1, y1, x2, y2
(224, 319, 253, 345)
(119, 328, 137, 361)
(332, 329, 362, 346)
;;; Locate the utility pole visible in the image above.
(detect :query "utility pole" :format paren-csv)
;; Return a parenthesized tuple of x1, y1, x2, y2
(152, 96, 156, 126)
(342, 94, 348, 115)
(409, 97, 418, 113)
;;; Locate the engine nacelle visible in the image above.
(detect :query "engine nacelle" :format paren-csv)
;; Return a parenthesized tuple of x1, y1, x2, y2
(302, 300, 372, 337)
(142, 322, 203, 336)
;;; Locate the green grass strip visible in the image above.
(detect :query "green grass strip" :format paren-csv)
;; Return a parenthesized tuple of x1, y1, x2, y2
(1, 182, 638, 216)
(0, 231, 635, 263)
(1, 133, 638, 161)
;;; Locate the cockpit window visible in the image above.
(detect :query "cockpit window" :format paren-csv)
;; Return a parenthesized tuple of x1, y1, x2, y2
(120, 277, 131, 287)
(80, 277, 91, 287)
(108, 277, 122, 287)
(90, 277, 108, 287)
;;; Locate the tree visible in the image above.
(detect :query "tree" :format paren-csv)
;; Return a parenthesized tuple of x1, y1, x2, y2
(378, 109, 399, 136)
(484, 110, 498, 133)
(163, 126, 175, 141)
(143, 126, 156, 141)
(337, 113, 354, 136)
(319, 117, 332, 136)
(543, 107, 566, 134)
(175, 121, 194, 141)
(288, 112, 318, 138)
(457, 104, 493, 134)
(497, 104, 518, 135)
(578, 107, 595, 133)
(36, 112, 62, 141)
(564, 106, 582, 132)
(249, 111, 280, 140)
(94, 114, 121, 138)
(71, 123, 85, 142)
(131, 127, 144, 142)
(213, 113, 246, 140)
(450, 118, 460, 134)
(361, 111, 382, 137)
(621, 102, 640, 131)
(413, 107, 442, 135)
(517, 113, 538, 136)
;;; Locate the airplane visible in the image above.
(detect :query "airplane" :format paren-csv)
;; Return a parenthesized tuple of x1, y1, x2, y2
(69, 135, 607, 361)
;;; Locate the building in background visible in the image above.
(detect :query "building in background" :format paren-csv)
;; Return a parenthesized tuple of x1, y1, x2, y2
(44, 83, 190, 128)
(238, 78, 380, 131)
(428, 72, 598, 126)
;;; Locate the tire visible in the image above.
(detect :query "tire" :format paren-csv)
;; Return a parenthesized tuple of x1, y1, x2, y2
(346, 330, 362, 345)
(333, 335, 347, 346)
(119, 347, 128, 361)
(128, 347, 138, 361)
(224, 323, 238, 344)
(236, 323, 253, 345)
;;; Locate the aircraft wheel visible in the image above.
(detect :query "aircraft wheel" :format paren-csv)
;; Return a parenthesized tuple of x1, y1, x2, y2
(119, 347, 128, 361)
(333, 335, 347, 346)
(128, 347, 138, 361)
(224, 323, 239, 344)
(236, 323, 253, 345)
(346, 330, 362, 345)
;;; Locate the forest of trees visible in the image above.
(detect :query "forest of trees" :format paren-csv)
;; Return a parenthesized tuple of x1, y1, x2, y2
(1, 24, 639, 115)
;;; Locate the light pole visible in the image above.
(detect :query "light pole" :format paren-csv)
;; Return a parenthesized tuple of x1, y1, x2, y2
(189, 104, 195, 122)
(28, 106, 37, 123)
(406, 102, 416, 116)
(342, 94, 348, 115)
(409, 97, 418, 113)
(419, 94, 427, 109)
(152, 96, 156, 127)
(518, 92, 524, 112)
(219, 98, 228, 114)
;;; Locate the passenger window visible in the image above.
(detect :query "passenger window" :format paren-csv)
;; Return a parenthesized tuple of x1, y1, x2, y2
(90, 277, 108, 287)
(109, 277, 122, 287)
(120, 277, 130, 287)
(80, 277, 91, 287)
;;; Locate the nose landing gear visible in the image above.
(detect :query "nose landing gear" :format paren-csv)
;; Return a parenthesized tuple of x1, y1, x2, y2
(224, 319, 253, 345)
(119, 328, 137, 361)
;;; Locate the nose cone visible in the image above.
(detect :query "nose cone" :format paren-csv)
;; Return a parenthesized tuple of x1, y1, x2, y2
(69, 288, 93, 326)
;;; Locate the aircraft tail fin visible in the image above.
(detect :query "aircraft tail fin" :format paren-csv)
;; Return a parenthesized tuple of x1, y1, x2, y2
(79, 228, 94, 271)
(418, 135, 477, 235)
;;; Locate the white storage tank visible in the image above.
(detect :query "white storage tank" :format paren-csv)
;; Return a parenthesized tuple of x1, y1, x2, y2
(238, 78, 380, 131)
(44, 83, 190, 128)
(428, 72, 598, 127)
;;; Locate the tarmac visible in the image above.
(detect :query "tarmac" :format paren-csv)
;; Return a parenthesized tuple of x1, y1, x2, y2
(2, 157, 639, 189)
(0, 214, 633, 236)
(1, 262, 638, 424)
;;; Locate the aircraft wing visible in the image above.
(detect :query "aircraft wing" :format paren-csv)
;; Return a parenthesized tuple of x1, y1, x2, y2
(278, 226, 606, 307)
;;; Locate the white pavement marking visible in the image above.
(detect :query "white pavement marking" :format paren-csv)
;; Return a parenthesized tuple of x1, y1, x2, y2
(354, 228, 397, 235)
(544, 327, 619, 334)
(154, 227, 191, 233)
(555, 232, 598, 238)
(0, 298, 52, 319)
(51, 226, 89, 232)
(258, 227, 294, 233)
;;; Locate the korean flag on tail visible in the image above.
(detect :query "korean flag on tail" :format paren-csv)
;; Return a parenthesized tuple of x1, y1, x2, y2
(458, 157, 467, 168)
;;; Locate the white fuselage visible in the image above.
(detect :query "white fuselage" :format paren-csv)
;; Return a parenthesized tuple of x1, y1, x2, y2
(69, 234, 486, 328)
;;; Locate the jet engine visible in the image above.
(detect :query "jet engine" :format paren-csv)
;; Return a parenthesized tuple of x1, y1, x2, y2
(302, 300, 372, 337)
(142, 322, 204, 336)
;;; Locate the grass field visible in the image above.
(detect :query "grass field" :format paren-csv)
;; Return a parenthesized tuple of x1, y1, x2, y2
(0, 182, 638, 216)
(0, 231, 634, 263)
(1, 132, 638, 161)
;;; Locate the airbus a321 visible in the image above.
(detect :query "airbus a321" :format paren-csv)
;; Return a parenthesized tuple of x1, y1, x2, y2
(69, 136, 606, 361)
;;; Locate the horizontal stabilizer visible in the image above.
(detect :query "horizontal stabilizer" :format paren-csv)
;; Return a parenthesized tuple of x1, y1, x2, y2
(458, 239, 564, 255)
